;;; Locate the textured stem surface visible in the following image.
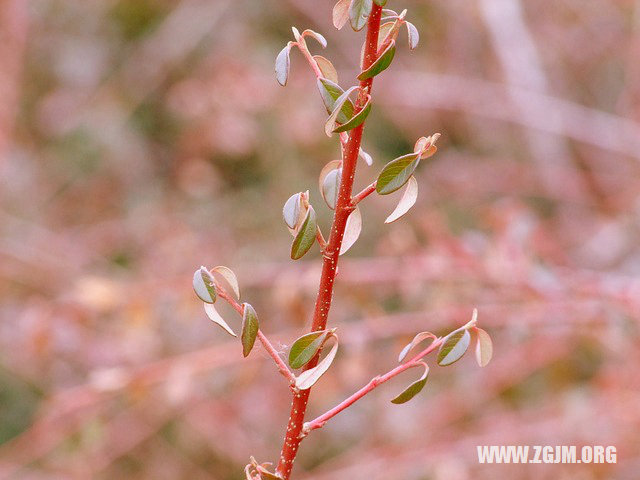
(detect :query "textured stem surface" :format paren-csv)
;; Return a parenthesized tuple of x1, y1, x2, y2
(276, 6, 384, 479)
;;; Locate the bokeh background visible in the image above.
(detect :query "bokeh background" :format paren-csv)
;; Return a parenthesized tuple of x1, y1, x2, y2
(1, 0, 639, 478)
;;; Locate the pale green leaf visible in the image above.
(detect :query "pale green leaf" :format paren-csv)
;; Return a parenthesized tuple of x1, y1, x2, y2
(391, 363, 429, 404)
(332, 95, 372, 133)
(475, 327, 493, 367)
(204, 303, 236, 337)
(385, 175, 418, 224)
(374, 0, 388, 6)
(357, 41, 396, 81)
(437, 329, 471, 366)
(325, 86, 359, 136)
(241, 303, 259, 357)
(316, 78, 355, 124)
(349, 0, 373, 31)
(376, 152, 420, 195)
(193, 266, 216, 303)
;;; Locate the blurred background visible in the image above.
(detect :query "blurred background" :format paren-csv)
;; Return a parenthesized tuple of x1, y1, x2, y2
(1, 0, 639, 478)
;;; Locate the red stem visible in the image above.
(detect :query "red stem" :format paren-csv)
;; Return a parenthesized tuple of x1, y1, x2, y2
(303, 337, 443, 432)
(276, 6, 384, 479)
(352, 181, 377, 205)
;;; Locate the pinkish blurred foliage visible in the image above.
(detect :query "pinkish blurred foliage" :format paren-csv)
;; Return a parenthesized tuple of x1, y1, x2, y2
(0, 0, 639, 479)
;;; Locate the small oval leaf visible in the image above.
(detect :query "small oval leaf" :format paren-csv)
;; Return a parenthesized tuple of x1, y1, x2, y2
(204, 303, 236, 337)
(406, 21, 419, 49)
(241, 303, 259, 357)
(325, 86, 359, 136)
(291, 206, 317, 260)
(350, 0, 373, 32)
(332, 95, 372, 133)
(333, 0, 351, 30)
(303, 29, 327, 48)
(275, 43, 292, 86)
(391, 363, 429, 404)
(437, 329, 471, 366)
(313, 55, 338, 83)
(283, 192, 302, 229)
(385, 175, 418, 223)
(212, 265, 240, 300)
(193, 266, 217, 303)
(357, 41, 396, 81)
(322, 168, 342, 210)
(288, 329, 332, 369)
(340, 206, 362, 255)
(398, 331, 436, 363)
(318, 159, 342, 197)
(316, 78, 355, 124)
(475, 327, 493, 367)
(295, 335, 339, 390)
(376, 152, 420, 195)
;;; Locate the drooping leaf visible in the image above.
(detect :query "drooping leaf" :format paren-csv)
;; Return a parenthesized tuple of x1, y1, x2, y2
(406, 21, 419, 49)
(283, 192, 302, 230)
(349, 0, 373, 31)
(324, 86, 359, 136)
(291, 206, 317, 259)
(376, 152, 420, 195)
(391, 363, 429, 404)
(193, 266, 217, 303)
(316, 78, 355, 124)
(332, 95, 372, 133)
(295, 335, 339, 390)
(437, 329, 471, 366)
(359, 147, 373, 166)
(333, 0, 351, 30)
(475, 327, 493, 367)
(204, 303, 236, 337)
(288, 329, 333, 369)
(275, 43, 292, 86)
(322, 168, 342, 210)
(340, 206, 362, 255)
(241, 303, 259, 357)
(374, 0, 388, 6)
(358, 41, 396, 81)
(313, 55, 338, 83)
(303, 29, 327, 48)
(212, 265, 240, 299)
(385, 175, 418, 223)
(398, 331, 437, 363)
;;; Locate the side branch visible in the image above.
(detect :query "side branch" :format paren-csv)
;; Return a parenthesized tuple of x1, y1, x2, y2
(352, 181, 376, 205)
(215, 283, 297, 386)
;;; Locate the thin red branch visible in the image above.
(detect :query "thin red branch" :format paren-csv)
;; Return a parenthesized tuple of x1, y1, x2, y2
(276, 6, 385, 479)
(351, 181, 377, 205)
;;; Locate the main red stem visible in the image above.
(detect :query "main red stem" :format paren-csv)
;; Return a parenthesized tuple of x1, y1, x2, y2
(276, 6, 384, 479)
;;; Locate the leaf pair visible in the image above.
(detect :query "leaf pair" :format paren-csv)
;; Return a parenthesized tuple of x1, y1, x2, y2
(289, 330, 339, 390)
(194, 266, 241, 337)
(283, 191, 318, 260)
(275, 28, 327, 87)
(436, 310, 493, 367)
(324, 86, 372, 136)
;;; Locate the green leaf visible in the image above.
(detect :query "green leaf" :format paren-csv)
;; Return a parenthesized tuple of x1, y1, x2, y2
(325, 86, 359, 136)
(475, 327, 493, 367)
(376, 152, 420, 195)
(288, 330, 332, 369)
(333, 0, 351, 30)
(291, 206, 317, 259)
(321, 167, 341, 210)
(316, 78, 355, 124)
(332, 95, 372, 133)
(385, 175, 418, 224)
(275, 43, 292, 86)
(241, 303, 259, 357)
(295, 335, 339, 390)
(193, 266, 217, 303)
(211, 265, 240, 299)
(374, 0, 388, 6)
(391, 363, 429, 404)
(437, 329, 471, 366)
(313, 55, 338, 83)
(397, 330, 436, 363)
(349, 0, 372, 31)
(204, 303, 236, 337)
(406, 21, 419, 50)
(358, 41, 396, 81)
